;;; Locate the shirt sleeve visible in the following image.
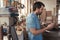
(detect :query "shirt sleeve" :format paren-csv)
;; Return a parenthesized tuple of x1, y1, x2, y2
(26, 16, 36, 29)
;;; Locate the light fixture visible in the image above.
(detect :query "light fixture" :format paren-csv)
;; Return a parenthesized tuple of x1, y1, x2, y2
(17, 2, 25, 9)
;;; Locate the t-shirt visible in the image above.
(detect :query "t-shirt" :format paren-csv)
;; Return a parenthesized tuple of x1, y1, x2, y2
(26, 13, 43, 40)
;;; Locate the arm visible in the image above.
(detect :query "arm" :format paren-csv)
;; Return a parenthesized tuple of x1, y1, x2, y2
(30, 23, 54, 35)
(30, 27, 47, 35)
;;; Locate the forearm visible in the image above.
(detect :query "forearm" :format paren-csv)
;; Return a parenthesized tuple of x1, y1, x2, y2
(30, 23, 54, 35)
(34, 23, 54, 35)
(30, 27, 47, 35)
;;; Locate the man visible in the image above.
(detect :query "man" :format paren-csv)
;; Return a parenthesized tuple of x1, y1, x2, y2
(26, 2, 54, 40)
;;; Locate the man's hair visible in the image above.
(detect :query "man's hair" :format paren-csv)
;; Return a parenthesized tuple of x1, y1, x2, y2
(33, 2, 45, 11)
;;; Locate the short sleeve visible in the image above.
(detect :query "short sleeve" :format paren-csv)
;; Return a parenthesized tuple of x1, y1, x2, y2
(26, 16, 36, 29)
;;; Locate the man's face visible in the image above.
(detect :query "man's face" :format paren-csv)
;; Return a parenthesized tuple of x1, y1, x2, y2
(37, 6, 44, 15)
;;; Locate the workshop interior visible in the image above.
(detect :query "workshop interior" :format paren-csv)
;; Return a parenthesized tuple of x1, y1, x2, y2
(0, 0, 60, 40)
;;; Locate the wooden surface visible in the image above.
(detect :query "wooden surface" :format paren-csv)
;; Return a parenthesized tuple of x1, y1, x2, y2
(43, 30, 60, 40)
